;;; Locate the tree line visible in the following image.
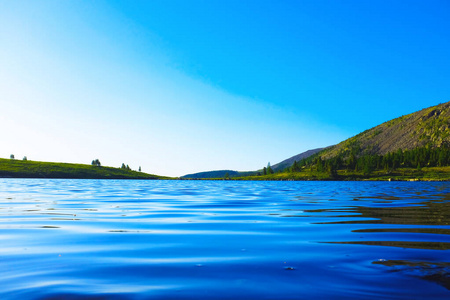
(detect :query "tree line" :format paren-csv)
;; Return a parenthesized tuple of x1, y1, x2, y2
(92, 160, 141, 172)
(285, 145, 450, 176)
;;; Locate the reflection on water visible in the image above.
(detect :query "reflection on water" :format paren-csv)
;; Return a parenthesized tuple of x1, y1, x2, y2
(372, 260, 450, 290)
(326, 241, 450, 250)
(316, 201, 450, 225)
(0, 179, 449, 299)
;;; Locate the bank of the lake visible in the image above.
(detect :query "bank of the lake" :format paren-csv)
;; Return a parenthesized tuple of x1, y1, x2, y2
(188, 166, 450, 181)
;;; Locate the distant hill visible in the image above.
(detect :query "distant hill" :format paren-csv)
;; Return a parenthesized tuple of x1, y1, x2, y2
(319, 101, 450, 160)
(182, 170, 241, 179)
(271, 148, 325, 172)
(0, 158, 168, 179)
(182, 148, 323, 178)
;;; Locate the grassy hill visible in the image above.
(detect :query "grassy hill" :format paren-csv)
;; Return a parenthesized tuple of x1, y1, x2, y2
(234, 101, 450, 181)
(0, 158, 168, 179)
(321, 101, 450, 160)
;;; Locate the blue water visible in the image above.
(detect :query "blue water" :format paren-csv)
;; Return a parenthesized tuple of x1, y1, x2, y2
(0, 179, 449, 299)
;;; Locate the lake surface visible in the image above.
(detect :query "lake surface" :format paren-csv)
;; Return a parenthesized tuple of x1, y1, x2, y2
(0, 179, 449, 299)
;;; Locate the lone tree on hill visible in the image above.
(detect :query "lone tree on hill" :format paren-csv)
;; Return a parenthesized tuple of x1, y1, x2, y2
(10, 154, 14, 160)
(91, 159, 101, 167)
(23, 156, 27, 161)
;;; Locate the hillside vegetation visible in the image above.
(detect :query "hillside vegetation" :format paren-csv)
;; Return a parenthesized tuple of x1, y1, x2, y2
(0, 158, 167, 179)
(322, 101, 450, 159)
(236, 101, 450, 181)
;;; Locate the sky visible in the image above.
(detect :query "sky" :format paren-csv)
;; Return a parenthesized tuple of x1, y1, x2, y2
(1, 0, 449, 177)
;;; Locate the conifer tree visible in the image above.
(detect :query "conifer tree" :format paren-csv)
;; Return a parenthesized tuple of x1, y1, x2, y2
(267, 163, 274, 174)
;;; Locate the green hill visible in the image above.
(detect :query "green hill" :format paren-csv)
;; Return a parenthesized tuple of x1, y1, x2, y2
(321, 101, 450, 160)
(0, 158, 168, 179)
(239, 100, 450, 181)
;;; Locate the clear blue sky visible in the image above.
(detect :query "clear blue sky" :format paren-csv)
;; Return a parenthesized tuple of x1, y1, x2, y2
(1, 0, 449, 176)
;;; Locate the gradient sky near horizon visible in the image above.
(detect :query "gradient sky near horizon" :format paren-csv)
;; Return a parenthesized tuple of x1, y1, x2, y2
(1, 0, 449, 176)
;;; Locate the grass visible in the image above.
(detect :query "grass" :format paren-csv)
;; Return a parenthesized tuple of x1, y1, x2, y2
(4, 157, 447, 181)
(205, 166, 450, 181)
(0, 158, 170, 179)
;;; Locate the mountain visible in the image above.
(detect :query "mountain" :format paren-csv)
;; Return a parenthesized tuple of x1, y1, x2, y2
(237, 101, 450, 181)
(271, 148, 325, 172)
(182, 101, 450, 180)
(182, 148, 324, 178)
(182, 170, 259, 179)
(320, 101, 450, 160)
(181, 170, 240, 179)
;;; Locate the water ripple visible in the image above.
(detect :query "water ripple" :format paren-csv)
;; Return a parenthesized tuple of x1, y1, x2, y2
(0, 179, 449, 299)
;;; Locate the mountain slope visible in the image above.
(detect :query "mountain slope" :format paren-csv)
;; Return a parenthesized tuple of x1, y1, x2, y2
(237, 101, 450, 181)
(271, 148, 324, 172)
(320, 101, 450, 160)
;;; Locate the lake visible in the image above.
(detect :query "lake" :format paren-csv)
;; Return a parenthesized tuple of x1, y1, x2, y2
(0, 179, 449, 299)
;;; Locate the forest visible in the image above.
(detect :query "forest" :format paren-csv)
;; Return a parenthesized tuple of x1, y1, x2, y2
(286, 145, 450, 176)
